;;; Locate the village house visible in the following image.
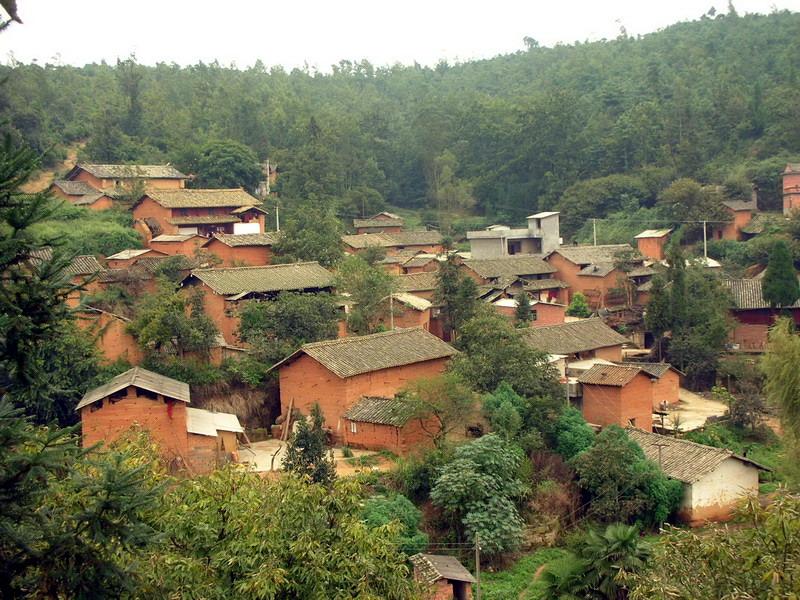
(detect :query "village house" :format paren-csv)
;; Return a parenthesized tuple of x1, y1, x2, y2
(342, 230, 444, 256)
(544, 244, 650, 308)
(466, 211, 561, 259)
(271, 328, 457, 447)
(181, 262, 335, 344)
(376, 293, 433, 331)
(27, 249, 105, 308)
(577, 364, 654, 431)
(634, 229, 672, 261)
(491, 297, 566, 327)
(627, 428, 766, 525)
(353, 211, 405, 234)
(621, 362, 682, 409)
(394, 271, 439, 300)
(49, 180, 114, 210)
(722, 278, 800, 351)
(410, 553, 476, 600)
(710, 197, 758, 241)
(520, 318, 629, 362)
(783, 163, 800, 215)
(76, 308, 143, 366)
(147, 233, 208, 256)
(341, 396, 435, 455)
(78, 367, 242, 474)
(132, 188, 266, 238)
(105, 248, 168, 269)
(201, 232, 280, 267)
(460, 255, 566, 303)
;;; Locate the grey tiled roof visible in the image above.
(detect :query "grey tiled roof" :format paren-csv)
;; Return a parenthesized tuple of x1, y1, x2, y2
(523, 278, 569, 291)
(395, 272, 439, 292)
(52, 180, 99, 195)
(353, 217, 404, 228)
(721, 199, 757, 212)
(550, 244, 637, 266)
(209, 232, 281, 247)
(343, 396, 415, 426)
(77, 366, 190, 410)
(577, 263, 616, 277)
(65, 255, 104, 276)
(722, 278, 800, 310)
(577, 364, 643, 386)
(619, 362, 676, 378)
(189, 262, 334, 296)
(277, 328, 456, 378)
(520, 318, 629, 354)
(168, 215, 241, 225)
(463, 255, 555, 279)
(342, 230, 442, 249)
(410, 554, 476, 584)
(74, 163, 187, 179)
(147, 188, 261, 209)
(627, 428, 768, 484)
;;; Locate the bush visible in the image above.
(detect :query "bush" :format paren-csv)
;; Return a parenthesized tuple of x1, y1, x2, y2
(552, 406, 595, 459)
(388, 447, 452, 503)
(361, 494, 428, 556)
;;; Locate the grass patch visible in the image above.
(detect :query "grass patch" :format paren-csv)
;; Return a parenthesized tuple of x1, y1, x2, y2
(346, 454, 381, 468)
(481, 548, 567, 600)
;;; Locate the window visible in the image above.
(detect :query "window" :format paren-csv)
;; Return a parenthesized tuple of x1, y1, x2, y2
(628, 418, 636, 427)
(90, 399, 104, 412)
(531, 309, 538, 321)
(350, 421, 358, 434)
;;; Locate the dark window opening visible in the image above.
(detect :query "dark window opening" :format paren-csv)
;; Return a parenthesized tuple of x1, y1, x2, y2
(137, 388, 158, 400)
(90, 400, 103, 412)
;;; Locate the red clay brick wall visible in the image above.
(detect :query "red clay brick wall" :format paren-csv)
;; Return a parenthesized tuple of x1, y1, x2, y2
(81, 387, 190, 459)
(203, 239, 273, 266)
(731, 323, 768, 351)
(784, 171, 800, 213)
(279, 354, 450, 442)
(651, 370, 680, 408)
(403, 261, 438, 274)
(148, 237, 207, 256)
(76, 312, 143, 365)
(342, 417, 436, 454)
(187, 283, 240, 345)
(593, 345, 624, 362)
(133, 196, 178, 235)
(531, 303, 565, 326)
(356, 225, 404, 234)
(582, 373, 653, 431)
(385, 306, 431, 330)
(545, 253, 624, 309)
(636, 237, 668, 261)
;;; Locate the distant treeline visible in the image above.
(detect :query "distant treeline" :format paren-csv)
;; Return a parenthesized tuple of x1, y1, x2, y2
(2, 10, 799, 237)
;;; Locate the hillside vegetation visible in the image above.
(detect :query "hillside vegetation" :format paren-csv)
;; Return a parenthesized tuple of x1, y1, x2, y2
(2, 10, 799, 236)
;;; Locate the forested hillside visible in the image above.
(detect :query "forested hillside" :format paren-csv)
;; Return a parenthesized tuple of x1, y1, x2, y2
(2, 9, 799, 237)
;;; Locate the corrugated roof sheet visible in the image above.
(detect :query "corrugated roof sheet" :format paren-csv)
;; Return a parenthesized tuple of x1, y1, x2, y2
(395, 272, 439, 292)
(549, 244, 637, 266)
(208, 232, 281, 247)
(76, 367, 190, 410)
(52, 180, 99, 195)
(189, 262, 335, 296)
(276, 328, 456, 378)
(342, 230, 442, 249)
(722, 278, 800, 310)
(627, 428, 767, 484)
(146, 188, 261, 209)
(106, 248, 154, 260)
(634, 229, 672, 239)
(463, 255, 555, 279)
(186, 407, 243, 437)
(393, 292, 432, 311)
(785, 163, 800, 173)
(577, 364, 643, 386)
(343, 396, 415, 426)
(410, 554, 476, 584)
(520, 318, 629, 354)
(75, 163, 187, 179)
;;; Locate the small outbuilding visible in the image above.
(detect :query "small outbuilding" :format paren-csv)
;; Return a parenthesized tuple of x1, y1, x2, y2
(342, 396, 435, 454)
(78, 367, 243, 474)
(578, 364, 654, 431)
(410, 553, 476, 600)
(628, 428, 767, 525)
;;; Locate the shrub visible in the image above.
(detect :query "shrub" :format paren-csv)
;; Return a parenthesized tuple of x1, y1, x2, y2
(361, 494, 428, 555)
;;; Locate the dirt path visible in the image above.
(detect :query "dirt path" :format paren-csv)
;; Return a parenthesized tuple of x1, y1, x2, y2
(21, 142, 83, 193)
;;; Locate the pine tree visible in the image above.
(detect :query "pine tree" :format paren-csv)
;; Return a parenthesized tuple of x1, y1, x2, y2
(283, 403, 336, 486)
(566, 292, 592, 318)
(514, 292, 532, 326)
(762, 240, 799, 309)
(434, 255, 478, 340)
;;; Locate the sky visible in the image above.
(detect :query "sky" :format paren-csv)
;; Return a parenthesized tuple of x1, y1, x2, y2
(2, 0, 799, 71)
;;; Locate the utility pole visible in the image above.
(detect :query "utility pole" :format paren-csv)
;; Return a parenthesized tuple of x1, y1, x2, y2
(389, 294, 394, 331)
(654, 442, 669, 469)
(592, 219, 597, 246)
(703, 220, 707, 259)
(276, 200, 280, 232)
(474, 532, 481, 600)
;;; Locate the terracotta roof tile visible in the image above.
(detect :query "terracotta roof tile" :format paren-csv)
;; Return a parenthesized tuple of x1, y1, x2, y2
(577, 364, 643, 386)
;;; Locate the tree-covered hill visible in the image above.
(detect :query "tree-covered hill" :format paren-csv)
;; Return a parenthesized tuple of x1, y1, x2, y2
(2, 9, 799, 235)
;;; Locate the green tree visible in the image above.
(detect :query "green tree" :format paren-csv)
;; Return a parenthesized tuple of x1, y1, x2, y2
(430, 434, 527, 556)
(762, 239, 799, 308)
(127, 282, 218, 359)
(514, 291, 532, 326)
(272, 203, 343, 268)
(434, 255, 479, 340)
(283, 403, 336, 486)
(191, 139, 262, 191)
(336, 254, 395, 334)
(361, 494, 428, 555)
(397, 373, 477, 448)
(553, 405, 595, 460)
(542, 523, 651, 600)
(629, 492, 800, 600)
(452, 309, 562, 400)
(571, 426, 682, 528)
(566, 292, 592, 318)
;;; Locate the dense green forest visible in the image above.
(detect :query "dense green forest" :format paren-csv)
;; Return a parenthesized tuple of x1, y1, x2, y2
(2, 9, 799, 237)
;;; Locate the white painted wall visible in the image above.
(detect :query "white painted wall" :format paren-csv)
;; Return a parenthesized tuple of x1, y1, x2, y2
(233, 222, 261, 234)
(684, 458, 759, 512)
(178, 226, 199, 235)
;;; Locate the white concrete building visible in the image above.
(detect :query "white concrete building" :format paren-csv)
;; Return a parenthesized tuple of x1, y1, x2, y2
(467, 211, 561, 259)
(628, 428, 766, 525)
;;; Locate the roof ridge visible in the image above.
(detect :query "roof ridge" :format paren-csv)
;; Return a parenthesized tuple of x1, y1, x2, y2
(193, 261, 319, 273)
(628, 427, 732, 457)
(523, 317, 602, 331)
(302, 327, 423, 349)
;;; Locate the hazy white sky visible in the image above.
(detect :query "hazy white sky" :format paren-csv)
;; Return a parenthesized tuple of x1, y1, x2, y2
(2, 0, 799, 70)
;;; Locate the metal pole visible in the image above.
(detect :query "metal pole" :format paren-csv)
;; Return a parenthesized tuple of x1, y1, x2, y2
(276, 201, 280, 232)
(475, 532, 481, 600)
(592, 219, 597, 246)
(389, 294, 394, 331)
